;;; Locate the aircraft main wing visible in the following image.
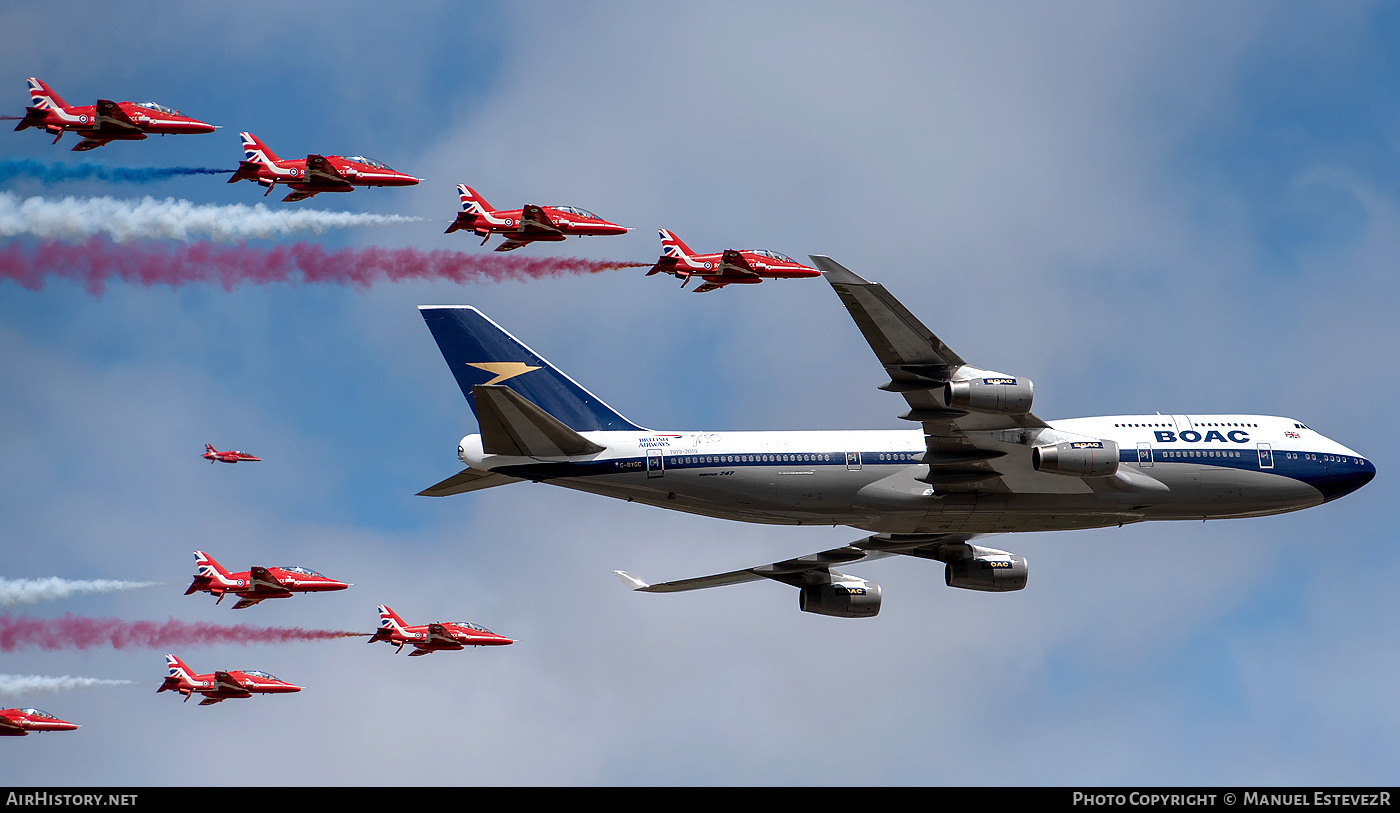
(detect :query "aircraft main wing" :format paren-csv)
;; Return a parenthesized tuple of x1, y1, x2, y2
(425, 623, 463, 648)
(94, 100, 141, 131)
(717, 250, 761, 279)
(303, 155, 354, 188)
(811, 255, 1069, 494)
(73, 137, 115, 152)
(248, 566, 287, 593)
(614, 533, 982, 592)
(492, 206, 563, 252)
(518, 205, 563, 237)
(212, 671, 249, 694)
(0, 716, 24, 734)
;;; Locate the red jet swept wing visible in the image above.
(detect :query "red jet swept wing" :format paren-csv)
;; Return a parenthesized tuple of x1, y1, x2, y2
(203, 443, 260, 464)
(368, 604, 513, 655)
(158, 654, 301, 705)
(445, 184, 630, 251)
(185, 551, 350, 609)
(0, 708, 79, 736)
(228, 132, 421, 202)
(13, 77, 217, 152)
(645, 229, 818, 293)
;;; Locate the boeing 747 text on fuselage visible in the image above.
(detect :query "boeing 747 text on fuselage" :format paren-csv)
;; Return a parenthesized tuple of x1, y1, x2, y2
(416, 256, 1375, 618)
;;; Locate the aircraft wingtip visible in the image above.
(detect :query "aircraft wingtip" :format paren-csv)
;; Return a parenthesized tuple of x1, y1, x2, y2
(612, 570, 649, 591)
(808, 255, 870, 285)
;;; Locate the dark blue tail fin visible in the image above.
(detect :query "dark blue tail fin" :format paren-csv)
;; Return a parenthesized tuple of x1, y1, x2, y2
(419, 306, 644, 432)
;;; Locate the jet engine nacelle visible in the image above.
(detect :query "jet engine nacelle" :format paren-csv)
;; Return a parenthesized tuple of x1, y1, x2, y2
(944, 375, 1033, 415)
(798, 579, 882, 618)
(945, 551, 1029, 592)
(1031, 439, 1120, 477)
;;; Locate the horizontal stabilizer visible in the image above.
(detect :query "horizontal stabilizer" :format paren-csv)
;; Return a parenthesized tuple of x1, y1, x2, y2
(417, 466, 524, 497)
(473, 384, 606, 457)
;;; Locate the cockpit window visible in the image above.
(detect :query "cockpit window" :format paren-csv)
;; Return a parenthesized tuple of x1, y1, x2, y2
(454, 622, 493, 634)
(135, 101, 181, 116)
(552, 206, 600, 220)
(20, 709, 54, 718)
(342, 156, 389, 170)
(278, 566, 323, 577)
(749, 249, 794, 262)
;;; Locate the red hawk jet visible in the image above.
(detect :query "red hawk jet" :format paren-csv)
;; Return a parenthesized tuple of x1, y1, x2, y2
(203, 444, 260, 464)
(445, 184, 630, 251)
(13, 77, 217, 152)
(185, 551, 350, 609)
(158, 655, 301, 705)
(646, 229, 819, 293)
(0, 708, 79, 736)
(368, 605, 513, 655)
(228, 132, 422, 202)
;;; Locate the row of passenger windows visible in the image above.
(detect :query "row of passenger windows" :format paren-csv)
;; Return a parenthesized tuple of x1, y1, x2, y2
(673, 454, 834, 465)
(1162, 450, 1243, 459)
(668, 453, 918, 465)
(1116, 422, 1258, 428)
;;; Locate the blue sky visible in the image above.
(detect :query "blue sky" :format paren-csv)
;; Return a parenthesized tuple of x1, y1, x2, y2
(1, 1, 1396, 785)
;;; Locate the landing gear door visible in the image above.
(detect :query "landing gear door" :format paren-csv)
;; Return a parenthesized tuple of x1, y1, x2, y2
(1136, 442, 1154, 467)
(1257, 443, 1274, 470)
(646, 450, 664, 478)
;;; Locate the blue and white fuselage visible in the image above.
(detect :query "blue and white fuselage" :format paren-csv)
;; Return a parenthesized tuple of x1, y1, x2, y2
(456, 415, 1372, 536)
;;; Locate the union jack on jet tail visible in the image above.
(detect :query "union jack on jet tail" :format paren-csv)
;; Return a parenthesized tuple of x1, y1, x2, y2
(445, 184, 630, 252)
(228, 132, 421, 202)
(13, 77, 216, 152)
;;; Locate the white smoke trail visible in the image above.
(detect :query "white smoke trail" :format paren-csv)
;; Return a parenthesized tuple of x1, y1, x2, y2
(0, 577, 161, 607)
(0, 674, 133, 696)
(0, 192, 423, 243)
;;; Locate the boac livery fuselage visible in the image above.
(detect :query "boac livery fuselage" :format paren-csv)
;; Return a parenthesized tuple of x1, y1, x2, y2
(417, 256, 1374, 618)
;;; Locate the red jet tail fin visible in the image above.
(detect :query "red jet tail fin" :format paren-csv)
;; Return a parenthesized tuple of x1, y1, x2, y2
(377, 604, 409, 635)
(162, 654, 196, 688)
(26, 78, 70, 112)
(456, 184, 494, 216)
(657, 229, 701, 263)
(239, 132, 280, 166)
(650, 229, 700, 279)
(192, 551, 234, 583)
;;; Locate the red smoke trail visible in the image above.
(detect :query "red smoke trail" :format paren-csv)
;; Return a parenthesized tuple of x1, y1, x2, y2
(0, 612, 363, 651)
(0, 237, 648, 296)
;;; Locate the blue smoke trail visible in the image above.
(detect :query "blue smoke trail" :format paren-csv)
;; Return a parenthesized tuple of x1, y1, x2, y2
(0, 159, 227, 185)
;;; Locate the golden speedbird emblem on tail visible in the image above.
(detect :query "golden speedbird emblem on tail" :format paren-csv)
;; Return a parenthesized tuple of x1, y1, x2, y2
(467, 362, 541, 385)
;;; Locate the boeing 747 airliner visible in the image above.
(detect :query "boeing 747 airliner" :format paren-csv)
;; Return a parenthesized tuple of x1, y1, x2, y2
(417, 256, 1374, 617)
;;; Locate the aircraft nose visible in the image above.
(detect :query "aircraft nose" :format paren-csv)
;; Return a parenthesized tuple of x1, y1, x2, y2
(1320, 457, 1376, 503)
